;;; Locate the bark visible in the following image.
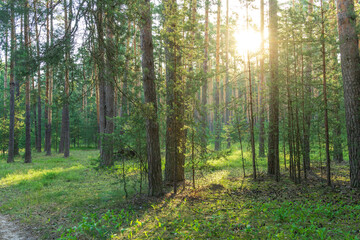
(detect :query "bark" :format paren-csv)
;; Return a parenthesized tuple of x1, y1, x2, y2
(303, 0, 313, 170)
(7, 2, 15, 163)
(24, 0, 31, 163)
(4, 28, 8, 112)
(14, 11, 20, 157)
(121, 21, 131, 118)
(201, 0, 209, 153)
(336, 0, 360, 187)
(331, 0, 343, 163)
(102, 6, 116, 167)
(140, 0, 163, 196)
(95, 1, 115, 167)
(321, 0, 331, 186)
(60, 0, 71, 157)
(267, 0, 280, 181)
(214, 0, 221, 151)
(164, 0, 185, 184)
(225, 0, 231, 148)
(258, 0, 266, 157)
(34, 0, 42, 152)
(246, 4, 256, 179)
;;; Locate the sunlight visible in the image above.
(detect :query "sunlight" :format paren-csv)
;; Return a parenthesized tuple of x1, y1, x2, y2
(234, 29, 261, 55)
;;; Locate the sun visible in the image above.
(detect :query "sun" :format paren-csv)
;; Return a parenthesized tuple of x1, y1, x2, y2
(234, 29, 261, 55)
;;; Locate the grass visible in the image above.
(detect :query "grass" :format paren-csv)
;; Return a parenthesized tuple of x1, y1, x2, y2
(0, 147, 359, 239)
(0, 150, 139, 239)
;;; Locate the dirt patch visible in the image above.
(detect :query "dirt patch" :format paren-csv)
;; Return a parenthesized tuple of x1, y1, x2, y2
(0, 215, 35, 240)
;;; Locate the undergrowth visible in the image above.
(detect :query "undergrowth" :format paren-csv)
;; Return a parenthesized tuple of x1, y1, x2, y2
(0, 147, 359, 240)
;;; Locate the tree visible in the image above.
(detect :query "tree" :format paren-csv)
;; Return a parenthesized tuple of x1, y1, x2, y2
(59, 0, 71, 157)
(246, 1, 256, 180)
(7, 0, 15, 163)
(320, 0, 330, 186)
(201, 0, 209, 154)
(267, 0, 280, 181)
(258, 0, 266, 157)
(336, 0, 360, 187)
(225, 0, 231, 148)
(214, 0, 221, 151)
(34, 0, 42, 153)
(164, 0, 185, 186)
(24, 0, 31, 163)
(140, 0, 163, 196)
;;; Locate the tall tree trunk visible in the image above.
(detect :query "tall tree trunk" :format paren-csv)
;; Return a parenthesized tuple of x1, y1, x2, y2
(201, 0, 209, 154)
(14, 9, 20, 157)
(267, 0, 280, 181)
(4, 28, 8, 113)
(246, 4, 256, 180)
(214, 0, 221, 151)
(47, 0, 54, 156)
(95, 1, 115, 167)
(60, 0, 71, 157)
(303, 0, 313, 171)
(121, 21, 131, 118)
(7, 1, 15, 163)
(225, 0, 231, 148)
(140, 0, 163, 196)
(34, 0, 42, 153)
(321, 0, 331, 186)
(103, 4, 116, 166)
(164, 0, 185, 185)
(258, 0, 266, 157)
(336, 0, 360, 187)
(330, 0, 343, 163)
(24, 0, 31, 163)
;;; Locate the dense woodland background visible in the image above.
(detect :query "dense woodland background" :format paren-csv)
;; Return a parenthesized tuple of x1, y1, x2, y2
(0, 0, 360, 237)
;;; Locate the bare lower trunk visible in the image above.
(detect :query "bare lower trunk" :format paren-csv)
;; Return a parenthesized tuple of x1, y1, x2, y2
(336, 0, 360, 187)
(267, 0, 280, 181)
(201, 0, 209, 154)
(7, 3, 15, 163)
(214, 0, 221, 151)
(24, 0, 31, 163)
(140, 0, 163, 196)
(164, 0, 185, 184)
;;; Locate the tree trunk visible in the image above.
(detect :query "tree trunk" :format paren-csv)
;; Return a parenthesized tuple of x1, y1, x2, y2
(336, 0, 360, 187)
(4, 28, 8, 113)
(246, 4, 256, 180)
(140, 0, 163, 196)
(164, 0, 185, 185)
(7, 2, 15, 163)
(258, 0, 266, 157)
(267, 0, 280, 181)
(201, 0, 209, 154)
(225, 0, 231, 148)
(214, 0, 221, 151)
(121, 21, 131, 118)
(303, 0, 313, 171)
(47, 0, 54, 156)
(34, 0, 42, 153)
(95, 2, 115, 167)
(321, 0, 331, 186)
(24, 0, 31, 163)
(60, 0, 71, 157)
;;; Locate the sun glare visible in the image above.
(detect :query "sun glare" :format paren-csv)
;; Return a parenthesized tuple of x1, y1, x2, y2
(234, 29, 261, 55)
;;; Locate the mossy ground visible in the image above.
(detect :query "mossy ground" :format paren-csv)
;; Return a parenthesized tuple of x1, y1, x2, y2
(0, 148, 359, 239)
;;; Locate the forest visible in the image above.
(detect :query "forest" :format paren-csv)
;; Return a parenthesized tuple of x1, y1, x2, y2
(0, 0, 360, 238)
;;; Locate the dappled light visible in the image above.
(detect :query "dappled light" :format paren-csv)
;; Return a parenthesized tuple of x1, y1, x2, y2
(0, 0, 360, 238)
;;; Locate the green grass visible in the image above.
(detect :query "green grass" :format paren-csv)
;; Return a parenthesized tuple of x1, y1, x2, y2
(0, 147, 359, 240)
(0, 150, 140, 239)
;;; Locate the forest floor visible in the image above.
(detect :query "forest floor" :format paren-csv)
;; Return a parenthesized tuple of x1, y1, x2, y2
(0, 148, 359, 239)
